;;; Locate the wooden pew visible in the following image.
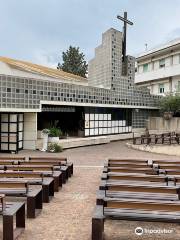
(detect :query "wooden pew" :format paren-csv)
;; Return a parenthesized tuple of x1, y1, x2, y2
(92, 198, 180, 240)
(105, 162, 151, 168)
(3, 165, 62, 190)
(108, 158, 148, 163)
(101, 172, 168, 184)
(0, 181, 42, 218)
(103, 166, 158, 175)
(29, 157, 73, 176)
(153, 159, 180, 164)
(99, 181, 180, 199)
(29, 161, 73, 178)
(0, 171, 54, 203)
(11, 161, 68, 183)
(0, 157, 26, 161)
(0, 194, 26, 240)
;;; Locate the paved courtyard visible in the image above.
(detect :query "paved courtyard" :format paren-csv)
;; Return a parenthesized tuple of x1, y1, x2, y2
(1, 140, 180, 240)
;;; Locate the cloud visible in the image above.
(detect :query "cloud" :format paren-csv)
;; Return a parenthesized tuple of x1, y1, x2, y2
(0, 0, 180, 67)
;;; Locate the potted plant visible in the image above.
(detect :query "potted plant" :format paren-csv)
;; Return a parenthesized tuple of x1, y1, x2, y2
(48, 127, 62, 142)
(41, 128, 50, 151)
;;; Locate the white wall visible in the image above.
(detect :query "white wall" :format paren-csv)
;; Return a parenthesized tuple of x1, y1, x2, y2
(23, 113, 37, 150)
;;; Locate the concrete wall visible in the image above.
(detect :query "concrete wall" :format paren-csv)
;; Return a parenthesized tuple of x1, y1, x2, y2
(24, 113, 37, 150)
(148, 117, 180, 132)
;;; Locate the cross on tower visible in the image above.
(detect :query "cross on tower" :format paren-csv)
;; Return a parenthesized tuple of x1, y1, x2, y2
(117, 12, 133, 62)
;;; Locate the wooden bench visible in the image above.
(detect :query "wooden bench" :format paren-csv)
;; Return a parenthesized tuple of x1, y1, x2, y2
(99, 181, 180, 199)
(3, 165, 62, 190)
(105, 162, 151, 168)
(0, 171, 54, 203)
(0, 181, 43, 218)
(0, 194, 26, 240)
(27, 160, 72, 177)
(101, 172, 168, 184)
(0, 157, 26, 161)
(153, 159, 180, 164)
(92, 198, 180, 240)
(103, 166, 158, 175)
(108, 158, 148, 163)
(17, 163, 68, 183)
(29, 157, 73, 176)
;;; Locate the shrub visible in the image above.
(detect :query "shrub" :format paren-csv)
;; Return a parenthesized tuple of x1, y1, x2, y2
(42, 128, 50, 135)
(159, 94, 180, 115)
(49, 127, 62, 137)
(48, 143, 63, 153)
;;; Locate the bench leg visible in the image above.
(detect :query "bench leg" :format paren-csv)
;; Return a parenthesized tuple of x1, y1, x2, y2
(16, 203, 25, 228)
(43, 185, 50, 203)
(68, 167, 71, 178)
(70, 163, 73, 175)
(53, 176, 60, 191)
(27, 196, 36, 218)
(3, 215, 14, 240)
(36, 190, 43, 210)
(92, 218, 104, 240)
(61, 171, 66, 184)
(49, 181, 54, 196)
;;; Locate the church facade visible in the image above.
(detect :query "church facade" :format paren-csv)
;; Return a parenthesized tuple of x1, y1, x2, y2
(0, 28, 160, 152)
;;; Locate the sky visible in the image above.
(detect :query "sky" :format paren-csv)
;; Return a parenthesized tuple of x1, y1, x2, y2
(1, 0, 180, 68)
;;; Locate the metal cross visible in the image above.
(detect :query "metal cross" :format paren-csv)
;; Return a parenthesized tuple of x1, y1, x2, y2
(117, 12, 133, 61)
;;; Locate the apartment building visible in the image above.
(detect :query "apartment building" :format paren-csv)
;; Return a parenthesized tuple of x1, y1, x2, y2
(135, 38, 180, 95)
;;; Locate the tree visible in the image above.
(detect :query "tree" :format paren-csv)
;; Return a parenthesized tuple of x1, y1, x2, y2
(57, 46, 88, 78)
(159, 93, 180, 115)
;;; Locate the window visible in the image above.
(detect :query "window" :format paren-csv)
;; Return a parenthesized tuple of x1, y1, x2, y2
(159, 59, 165, 68)
(143, 63, 148, 72)
(159, 83, 164, 93)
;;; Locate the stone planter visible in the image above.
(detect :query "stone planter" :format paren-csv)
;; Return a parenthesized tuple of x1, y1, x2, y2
(48, 137, 59, 143)
(41, 134, 49, 151)
(163, 112, 173, 120)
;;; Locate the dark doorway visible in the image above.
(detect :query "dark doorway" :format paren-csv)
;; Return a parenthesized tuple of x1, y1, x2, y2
(38, 106, 84, 137)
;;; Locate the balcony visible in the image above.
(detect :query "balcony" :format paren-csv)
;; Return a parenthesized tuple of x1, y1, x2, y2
(135, 64, 180, 83)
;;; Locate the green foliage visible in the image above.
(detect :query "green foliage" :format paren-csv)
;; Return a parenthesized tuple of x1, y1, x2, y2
(48, 143, 63, 153)
(159, 94, 180, 114)
(42, 128, 50, 135)
(49, 127, 62, 137)
(57, 46, 88, 78)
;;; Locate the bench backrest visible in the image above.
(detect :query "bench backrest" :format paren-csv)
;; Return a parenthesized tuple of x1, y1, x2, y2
(0, 157, 25, 161)
(20, 161, 62, 166)
(103, 182, 179, 195)
(107, 162, 149, 168)
(108, 159, 148, 163)
(0, 160, 20, 165)
(0, 171, 44, 180)
(105, 198, 180, 212)
(103, 173, 168, 183)
(106, 167, 157, 174)
(29, 157, 67, 163)
(0, 181, 29, 194)
(4, 165, 54, 172)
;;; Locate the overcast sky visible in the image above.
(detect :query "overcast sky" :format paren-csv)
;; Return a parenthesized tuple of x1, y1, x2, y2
(1, 0, 180, 67)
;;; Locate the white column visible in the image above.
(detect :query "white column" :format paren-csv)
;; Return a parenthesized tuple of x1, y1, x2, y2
(23, 113, 37, 150)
